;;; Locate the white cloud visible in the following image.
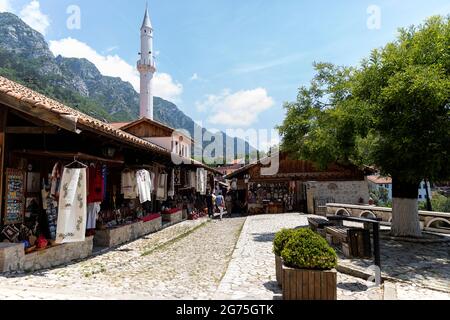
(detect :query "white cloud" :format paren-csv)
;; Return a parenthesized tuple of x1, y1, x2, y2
(49, 37, 183, 102)
(0, 0, 13, 13)
(153, 73, 183, 102)
(196, 88, 275, 127)
(20, 0, 50, 35)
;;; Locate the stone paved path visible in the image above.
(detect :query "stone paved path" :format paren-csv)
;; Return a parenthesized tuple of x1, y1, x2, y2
(214, 213, 383, 300)
(337, 228, 450, 297)
(0, 217, 245, 300)
(1, 213, 447, 300)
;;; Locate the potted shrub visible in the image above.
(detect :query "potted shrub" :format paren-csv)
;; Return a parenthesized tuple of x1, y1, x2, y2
(281, 228, 338, 300)
(273, 228, 295, 287)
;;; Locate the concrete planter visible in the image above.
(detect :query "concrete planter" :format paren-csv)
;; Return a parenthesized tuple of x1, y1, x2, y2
(94, 217, 162, 248)
(282, 265, 337, 300)
(1, 237, 94, 273)
(161, 210, 183, 224)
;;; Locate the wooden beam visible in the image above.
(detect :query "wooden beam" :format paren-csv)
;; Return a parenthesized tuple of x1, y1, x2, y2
(11, 150, 125, 166)
(0, 94, 79, 133)
(0, 109, 8, 222)
(8, 109, 49, 127)
(6, 126, 58, 135)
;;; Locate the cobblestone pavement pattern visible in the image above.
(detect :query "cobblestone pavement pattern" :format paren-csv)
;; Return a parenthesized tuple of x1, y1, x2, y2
(214, 214, 383, 300)
(0, 217, 244, 300)
(1, 213, 448, 300)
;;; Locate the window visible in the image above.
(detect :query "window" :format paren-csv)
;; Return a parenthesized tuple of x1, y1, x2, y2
(419, 195, 422, 199)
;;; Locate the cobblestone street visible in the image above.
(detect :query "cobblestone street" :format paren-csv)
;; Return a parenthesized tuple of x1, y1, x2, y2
(0, 217, 245, 300)
(214, 213, 383, 300)
(0, 213, 448, 300)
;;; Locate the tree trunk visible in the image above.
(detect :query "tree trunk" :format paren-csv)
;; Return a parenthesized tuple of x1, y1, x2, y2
(391, 177, 422, 238)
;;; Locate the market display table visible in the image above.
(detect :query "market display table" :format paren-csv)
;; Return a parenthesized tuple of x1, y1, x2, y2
(94, 215, 162, 248)
(161, 208, 183, 224)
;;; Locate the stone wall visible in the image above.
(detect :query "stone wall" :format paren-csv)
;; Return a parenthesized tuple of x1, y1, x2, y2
(326, 203, 450, 234)
(306, 181, 369, 214)
(0, 243, 24, 273)
(94, 217, 162, 248)
(1, 237, 93, 273)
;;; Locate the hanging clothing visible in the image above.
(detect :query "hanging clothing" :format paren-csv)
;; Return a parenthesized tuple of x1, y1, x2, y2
(43, 181, 58, 240)
(168, 169, 175, 198)
(86, 202, 101, 230)
(136, 169, 152, 204)
(102, 165, 108, 200)
(121, 170, 138, 199)
(87, 163, 104, 204)
(156, 173, 168, 201)
(189, 171, 197, 189)
(56, 167, 87, 244)
(50, 162, 63, 201)
(196, 168, 207, 195)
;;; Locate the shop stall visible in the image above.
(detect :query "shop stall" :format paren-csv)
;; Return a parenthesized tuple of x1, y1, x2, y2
(225, 153, 371, 215)
(0, 77, 221, 272)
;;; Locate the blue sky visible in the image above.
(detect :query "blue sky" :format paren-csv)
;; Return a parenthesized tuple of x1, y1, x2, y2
(2, 0, 450, 143)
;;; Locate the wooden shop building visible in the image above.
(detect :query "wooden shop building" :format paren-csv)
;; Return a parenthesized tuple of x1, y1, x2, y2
(0, 76, 219, 273)
(225, 153, 371, 215)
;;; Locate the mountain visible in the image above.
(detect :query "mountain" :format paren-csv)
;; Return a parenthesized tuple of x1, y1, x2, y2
(0, 12, 256, 161)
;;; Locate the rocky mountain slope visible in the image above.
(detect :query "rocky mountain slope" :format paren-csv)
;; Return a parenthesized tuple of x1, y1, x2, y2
(0, 12, 255, 160)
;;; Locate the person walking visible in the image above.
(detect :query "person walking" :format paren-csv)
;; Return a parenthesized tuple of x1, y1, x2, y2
(206, 191, 214, 219)
(215, 192, 225, 221)
(225, 191, 233, 218)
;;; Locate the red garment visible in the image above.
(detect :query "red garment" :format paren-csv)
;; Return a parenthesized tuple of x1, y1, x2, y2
(87, 164, 104, 203)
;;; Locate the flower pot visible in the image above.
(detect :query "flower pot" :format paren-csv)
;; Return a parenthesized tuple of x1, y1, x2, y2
(282, 265, 337, 300)
(275, 255, 283, 287)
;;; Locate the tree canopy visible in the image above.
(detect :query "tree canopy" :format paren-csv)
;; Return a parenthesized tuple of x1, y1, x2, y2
(279, 15, 450, 187)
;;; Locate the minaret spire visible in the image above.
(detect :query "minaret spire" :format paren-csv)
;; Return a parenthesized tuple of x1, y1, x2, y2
(137, 3, 156, 120)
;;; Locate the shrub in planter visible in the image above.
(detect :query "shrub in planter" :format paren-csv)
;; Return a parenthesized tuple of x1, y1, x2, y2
(281, 228, 338, 300)
(273, 228, 296, 257)
(273, 228, 295, 286)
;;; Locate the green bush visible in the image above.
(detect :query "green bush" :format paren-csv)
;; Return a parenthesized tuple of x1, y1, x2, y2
(273, 228, 296, 257)
(281, 228, 337, 270)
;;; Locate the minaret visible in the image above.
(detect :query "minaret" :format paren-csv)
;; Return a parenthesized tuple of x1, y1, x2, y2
(137, 4, 156, 120)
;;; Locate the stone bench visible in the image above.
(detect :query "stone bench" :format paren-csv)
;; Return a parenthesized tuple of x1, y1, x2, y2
(94, 216, 162, 248)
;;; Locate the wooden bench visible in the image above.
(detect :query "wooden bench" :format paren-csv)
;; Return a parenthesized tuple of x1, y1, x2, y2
(325, 226, 372, 259)
(308, 217, 334, 231)
(325, 226, 350, 245)
(327, 216, 381, 268)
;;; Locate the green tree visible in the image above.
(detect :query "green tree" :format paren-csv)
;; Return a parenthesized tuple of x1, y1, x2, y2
(279, 16, 450, 237)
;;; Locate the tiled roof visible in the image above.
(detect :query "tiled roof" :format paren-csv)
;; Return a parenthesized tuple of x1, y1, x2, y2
(367, 175, 392, 185)
(0, 76, 171, 154)
(0, 76, 221, 174)
(110, 122, 131, 129)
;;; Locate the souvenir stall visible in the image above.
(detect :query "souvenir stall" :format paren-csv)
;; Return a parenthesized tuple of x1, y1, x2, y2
(247, 182, 295, 214)
(93, 165, 165, 248)
(0, 150, 104, 272)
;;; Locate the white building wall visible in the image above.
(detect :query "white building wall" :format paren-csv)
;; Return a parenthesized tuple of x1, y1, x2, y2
(368, 180, 431, 203)
(306, 180, 370, 214)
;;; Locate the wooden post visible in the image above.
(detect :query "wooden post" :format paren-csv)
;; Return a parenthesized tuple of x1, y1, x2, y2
(0, 108, 8, 222)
